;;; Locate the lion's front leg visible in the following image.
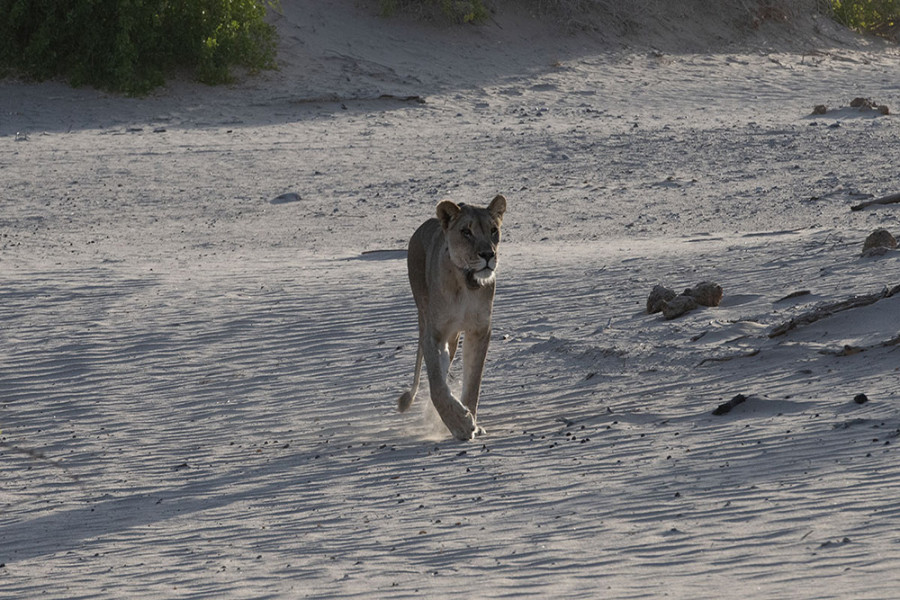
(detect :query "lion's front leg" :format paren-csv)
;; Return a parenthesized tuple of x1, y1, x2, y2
(423, 330, 476, 441)
(461, 327, 491, 435)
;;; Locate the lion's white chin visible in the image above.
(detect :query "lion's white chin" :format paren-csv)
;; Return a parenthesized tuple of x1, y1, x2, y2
(472, 268, 495, 285)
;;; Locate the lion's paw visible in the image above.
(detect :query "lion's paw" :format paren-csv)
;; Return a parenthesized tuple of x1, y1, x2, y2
(449, 411, 477, 441)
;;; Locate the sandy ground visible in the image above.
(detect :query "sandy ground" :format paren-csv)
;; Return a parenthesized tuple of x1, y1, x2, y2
(2, 1, 900, 598)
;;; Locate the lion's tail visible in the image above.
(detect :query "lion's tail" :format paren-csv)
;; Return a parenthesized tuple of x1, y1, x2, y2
(398, 336, 424, 412)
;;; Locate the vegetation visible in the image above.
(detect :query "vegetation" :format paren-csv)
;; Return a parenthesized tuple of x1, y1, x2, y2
(0, 0, 279, 94)
(829, 0, 899, 39)
(378, 0, 491, 24)
(1, 0, 895, 95)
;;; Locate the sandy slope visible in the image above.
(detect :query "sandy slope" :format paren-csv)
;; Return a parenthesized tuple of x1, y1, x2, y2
(2, 1, 900, 598)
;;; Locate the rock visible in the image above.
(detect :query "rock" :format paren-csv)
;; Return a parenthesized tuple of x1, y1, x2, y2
(862, 228, 897, 256)
(686, 281, 724, 307)
(661, 295, 699, 320)
(853, 393, 868, 404)
(647, 285, 677, 314)
(812, 104, 828, 115)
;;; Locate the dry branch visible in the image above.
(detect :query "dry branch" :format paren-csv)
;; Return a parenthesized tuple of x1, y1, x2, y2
(769, 284, 900, 337)
(850, 192, 900, 211)
(818, 334, 900, 356)
(697, 349, 760, 366)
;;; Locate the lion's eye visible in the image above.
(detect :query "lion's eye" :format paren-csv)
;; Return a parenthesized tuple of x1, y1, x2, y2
(461, 227, 472, 238)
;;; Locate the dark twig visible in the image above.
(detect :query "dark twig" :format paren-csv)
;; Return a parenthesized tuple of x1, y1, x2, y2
(697, 349, 760, 366)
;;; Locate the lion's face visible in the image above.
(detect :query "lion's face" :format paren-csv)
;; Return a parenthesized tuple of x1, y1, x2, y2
(437, 195, 506, 287)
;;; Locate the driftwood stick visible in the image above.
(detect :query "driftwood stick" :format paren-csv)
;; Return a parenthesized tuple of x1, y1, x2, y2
(818, 334, 900, 356)
(769, 284, 900, 337)
(851, 191, 900, 211)
(697, 349, 760, 367)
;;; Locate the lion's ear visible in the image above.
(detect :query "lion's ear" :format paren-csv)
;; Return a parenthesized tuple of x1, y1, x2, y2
(488, 194, 507, 223)
(436, 200, 461, 229)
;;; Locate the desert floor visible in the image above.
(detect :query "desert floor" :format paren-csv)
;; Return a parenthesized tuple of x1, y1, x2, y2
(2, 2, 900, 598)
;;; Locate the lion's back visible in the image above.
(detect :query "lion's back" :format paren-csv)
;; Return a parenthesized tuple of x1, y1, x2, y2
(408, 217, 442, 308)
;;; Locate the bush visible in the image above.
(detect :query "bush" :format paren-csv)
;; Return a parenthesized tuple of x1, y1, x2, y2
(0, 0, 278, 94)
(378, 0, 491, 24)
(828, 0, 900, 38)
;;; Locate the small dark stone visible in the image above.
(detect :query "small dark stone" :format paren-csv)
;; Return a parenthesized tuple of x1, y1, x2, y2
(854, 393, 869, 404)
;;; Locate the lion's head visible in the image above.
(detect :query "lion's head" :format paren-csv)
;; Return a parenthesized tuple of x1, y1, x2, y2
(437, 194, 506, 288)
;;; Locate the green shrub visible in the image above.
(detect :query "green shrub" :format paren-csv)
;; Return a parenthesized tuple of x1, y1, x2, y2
(378, 0, 491, 24)
(829, 0, 900, 38)
(0, 0, 278, 94)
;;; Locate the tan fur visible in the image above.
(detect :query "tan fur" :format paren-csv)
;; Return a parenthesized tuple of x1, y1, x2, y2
(397, 194, 507, 441)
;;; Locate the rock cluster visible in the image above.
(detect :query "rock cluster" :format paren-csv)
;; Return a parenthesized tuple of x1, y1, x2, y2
(811, 97, 890, 116)
(849, 97, 890, 115)
(647, 281, 723, 319)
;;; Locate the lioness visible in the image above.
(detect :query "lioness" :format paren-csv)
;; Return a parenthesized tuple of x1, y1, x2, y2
(398, 194, 507, 441)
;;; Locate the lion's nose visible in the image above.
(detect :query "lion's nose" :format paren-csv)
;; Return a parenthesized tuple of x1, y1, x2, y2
(479, 250, 495, 262)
